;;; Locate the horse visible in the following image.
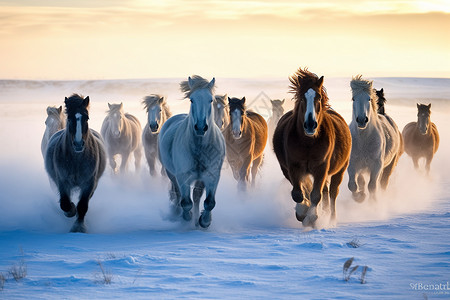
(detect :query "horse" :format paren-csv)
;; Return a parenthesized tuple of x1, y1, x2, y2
(41, 105, 65, 158)
(348, 75, 403, 202)
(267, 99, 285, 138)
(224, 97, 268, 191)
(375, 88, 386, 115)
(402, 103, 439, 174)
(45, 94, 106, 233)
(273, 68, 351, 227)
(213, 94, 229, 131)
(158, 76, 226, 228)
(142, 94, 172, 176)
(100, 103, 142, 174)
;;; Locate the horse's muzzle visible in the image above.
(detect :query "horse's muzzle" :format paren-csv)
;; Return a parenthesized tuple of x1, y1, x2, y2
(356, 116, 368, 129)
(194, 124, 208, 136)
(73, 140, 85, 152)
(150, 123, 159, 132)
(232, 130, 242, 139)
(303, 115, 318, 136)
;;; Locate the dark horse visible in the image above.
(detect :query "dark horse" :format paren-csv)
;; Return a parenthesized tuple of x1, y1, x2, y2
(375, 88, 386, 115)
(45, 94, 106, 233)
(402, 103, 439, 174)
(273, 68, 352, 227)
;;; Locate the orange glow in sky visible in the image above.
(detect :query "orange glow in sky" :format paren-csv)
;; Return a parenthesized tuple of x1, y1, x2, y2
(0, 0, 449, 79)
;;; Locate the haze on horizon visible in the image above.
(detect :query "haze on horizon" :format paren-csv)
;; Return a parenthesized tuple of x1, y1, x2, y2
(0, 0, 449, 80)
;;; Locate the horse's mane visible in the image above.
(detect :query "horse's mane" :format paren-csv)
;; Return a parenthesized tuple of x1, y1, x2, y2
(106, 103, 123, 115)
(180, 75, 215, 99)
(289, 68, 330, 109)
(215, 94, 227, 106)
(65, 94, 89, 116)
(351, 75, 377, 110)
(47, 106, 63, 118)
(142, 94, 172, 117)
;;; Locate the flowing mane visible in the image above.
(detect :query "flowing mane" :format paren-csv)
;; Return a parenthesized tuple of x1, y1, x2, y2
(65, 94, 89, 116)
(106, 103, 123, 115)
(142, 94, 171, 116)
(350, 75, 377, 111)
(180, 75, 215, 99)
(289, 68, 330, 109)
(215, 94, 227, 106)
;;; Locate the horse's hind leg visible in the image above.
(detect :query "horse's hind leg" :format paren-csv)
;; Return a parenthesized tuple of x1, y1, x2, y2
(166, 171, 181, 218)
(238, 156, 252, 191)
(109, 153, 118, 174)
(380, 156, 398, 190)
(329, 167, 347, 224)
(179, 179, 193, 222)
(250, 155, 263, 188)
(193, 181, 205, 226)
(133, 147, 142, 173)
(59, 188, 76, 218)
(71, 183, 95, 233)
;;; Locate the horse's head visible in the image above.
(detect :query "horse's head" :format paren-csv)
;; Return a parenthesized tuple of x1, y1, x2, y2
(228, 97, 246, 139)
(65, 94, 90, 153)
(144, 95, 165, 133)
(107, 103, 124, 138)
(45, 105, 65, 130)
(213, 94, 228, 130)
(294, 75, 325, 136)
(270, 99, 285, 119)
(417, 103, 431, 135)
(183, 76, 215, 136)
(375, 88, 386, 115)
(351, 75, 376, 129)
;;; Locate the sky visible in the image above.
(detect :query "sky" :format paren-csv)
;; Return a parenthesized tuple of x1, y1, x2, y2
(0, 0, 449, 79)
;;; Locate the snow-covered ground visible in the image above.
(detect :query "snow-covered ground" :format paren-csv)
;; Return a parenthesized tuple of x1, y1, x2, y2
(0, 77, 449, 299)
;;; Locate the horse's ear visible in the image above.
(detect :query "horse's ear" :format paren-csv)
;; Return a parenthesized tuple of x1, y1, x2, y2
(83, 96, 90, 107)
(58, 106, 63, 113)
(159, 96, 165, 103)
(188, 76, 193, 88)
(108, 103, 112, 109)
(208, 78, 215, 90)
(241, 97, 246, 104)
(428, 103, 431, 109)
(281, 99, 285, 105)
(317, 76, 324, 88)
(270, 100, 274, 104)
(228, 97, 232, 104)
(120, 102, 123, 109)
(380, 88, 384, 93)
(64, 97, 68, 105)
(417, 103, 420, 109)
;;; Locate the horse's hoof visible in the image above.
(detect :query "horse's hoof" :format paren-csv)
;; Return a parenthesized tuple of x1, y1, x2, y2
(182, 210, 192, 222)
(352, 192, 366, 203)
(295, 202, 310, 222)
(198, 212, 211, 228)
(302, 214, 318, 228)
(70, 221, 87, 233)
(64, 203, 76, 218)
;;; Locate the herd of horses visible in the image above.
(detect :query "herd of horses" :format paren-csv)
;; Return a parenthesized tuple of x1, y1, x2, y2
(41, 68, 440, 233)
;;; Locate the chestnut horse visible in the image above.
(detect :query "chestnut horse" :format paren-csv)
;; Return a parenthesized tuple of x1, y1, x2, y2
(224, 97, 268, 191)
(402, 103, 439, 174)
(273, 68, 351, 227)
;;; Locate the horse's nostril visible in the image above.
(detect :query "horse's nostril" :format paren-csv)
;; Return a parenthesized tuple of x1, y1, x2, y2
(313, 122, 318, 129)
(365, 117, 368, 123)
(204, 124, 208, 132)
(194, 124, 198, 131)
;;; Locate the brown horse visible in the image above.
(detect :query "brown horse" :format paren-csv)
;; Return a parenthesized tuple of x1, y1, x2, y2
(224, 97, 268, 191)
(273, 68, 352, 227)
(402, 103, 439, 174)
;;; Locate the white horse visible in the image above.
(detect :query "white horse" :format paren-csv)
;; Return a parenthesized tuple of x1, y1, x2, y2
(41, 105, 65, 157)
(142, 94, 172, 176)
(348, 75, 403, 202)
(158, 76, 226, 228)
(213, 94, 229, 131)
(267, 99, 285, 140)
(101, 103, 142, 174)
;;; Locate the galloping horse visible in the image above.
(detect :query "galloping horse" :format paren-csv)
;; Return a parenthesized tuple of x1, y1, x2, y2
(41, 105, 65, 157)
(45, 94, 106, 233)
(348, 75, 403, 202)
(273, 68, 351, 227)
(158, 76, 226, 228)
(402, 103, 439, 174)
(224, 97, 268, 191)
(142, 95, 172, 176)
(101, 103, 142, 174)
(213, 94, 229, 131)
(267, 99, 285, 139)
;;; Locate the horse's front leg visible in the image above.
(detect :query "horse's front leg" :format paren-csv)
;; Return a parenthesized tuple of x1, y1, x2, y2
(109, 152, 118, 174)
(288, 164, 305, 203)
(238, 156, 252, 192)
(368, 159, 382, 201)
(120, 151, 131, 173)
(59, 186, 76, 218)
(303, 165, 328, 228)
(178, 177, 193, 222)
(193, 181, 205, 226)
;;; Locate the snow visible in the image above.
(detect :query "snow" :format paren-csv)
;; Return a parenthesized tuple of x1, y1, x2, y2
(0, 77, 449, 299)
